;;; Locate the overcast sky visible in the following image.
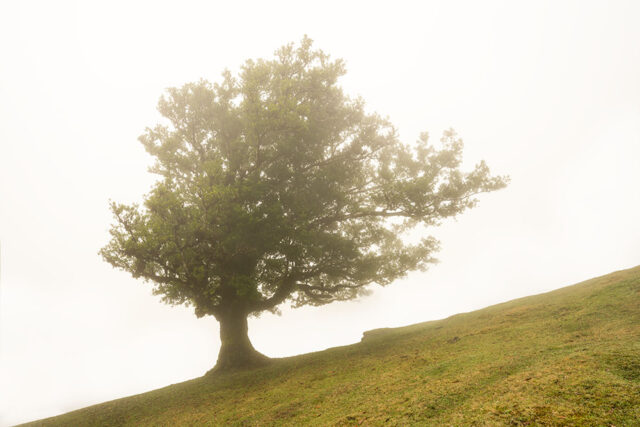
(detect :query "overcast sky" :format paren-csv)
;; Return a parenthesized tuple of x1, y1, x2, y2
(1, 1, 639, 425)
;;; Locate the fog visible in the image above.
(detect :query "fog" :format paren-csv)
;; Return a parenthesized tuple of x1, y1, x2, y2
(1, 1, 639, 425)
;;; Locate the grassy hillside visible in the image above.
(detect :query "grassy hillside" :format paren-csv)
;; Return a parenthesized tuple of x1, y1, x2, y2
(25, 267, 640, 426)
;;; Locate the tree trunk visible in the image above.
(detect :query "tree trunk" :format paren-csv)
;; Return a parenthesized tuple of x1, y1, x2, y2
(208, 309, 270, 374)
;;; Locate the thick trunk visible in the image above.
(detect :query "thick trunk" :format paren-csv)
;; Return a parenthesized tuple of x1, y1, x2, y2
(208, 309, 270, 374)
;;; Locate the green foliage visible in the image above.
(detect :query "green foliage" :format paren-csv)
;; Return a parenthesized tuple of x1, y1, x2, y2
(100, 37, 507, 319)
(29, 266, 640, 425)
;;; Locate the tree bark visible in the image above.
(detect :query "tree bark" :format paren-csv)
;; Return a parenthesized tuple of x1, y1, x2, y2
(208, 308, 270, 374)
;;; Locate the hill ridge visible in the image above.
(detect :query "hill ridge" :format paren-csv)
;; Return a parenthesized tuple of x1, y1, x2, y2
(23, 265, 640, 426)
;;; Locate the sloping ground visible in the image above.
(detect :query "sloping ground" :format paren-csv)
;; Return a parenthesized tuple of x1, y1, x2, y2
(25, 266, 640, 426)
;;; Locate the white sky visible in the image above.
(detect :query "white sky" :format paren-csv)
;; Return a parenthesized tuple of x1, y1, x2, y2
(1, 0, 639, 425)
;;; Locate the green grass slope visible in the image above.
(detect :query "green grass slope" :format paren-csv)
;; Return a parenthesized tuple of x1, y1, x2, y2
(25, 266, 640, 426)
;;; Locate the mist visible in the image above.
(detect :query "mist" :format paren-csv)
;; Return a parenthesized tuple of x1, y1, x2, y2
(1, 1, 639, 425)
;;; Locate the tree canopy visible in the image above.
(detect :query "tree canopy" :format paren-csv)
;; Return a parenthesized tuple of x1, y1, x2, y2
(100, 37, 508, 371)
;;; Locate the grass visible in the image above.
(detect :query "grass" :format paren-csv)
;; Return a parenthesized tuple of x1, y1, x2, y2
(24, 266, 640, 426)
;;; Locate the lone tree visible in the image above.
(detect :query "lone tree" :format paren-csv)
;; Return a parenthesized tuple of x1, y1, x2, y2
(100, 37, 508, 373)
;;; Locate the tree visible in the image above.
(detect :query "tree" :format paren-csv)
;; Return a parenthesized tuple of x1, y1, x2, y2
(100, 37, 508, 373)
